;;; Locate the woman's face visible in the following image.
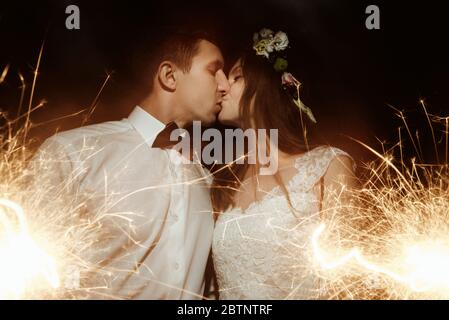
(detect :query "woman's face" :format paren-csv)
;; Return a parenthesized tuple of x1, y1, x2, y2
(218, 60, 245, 127)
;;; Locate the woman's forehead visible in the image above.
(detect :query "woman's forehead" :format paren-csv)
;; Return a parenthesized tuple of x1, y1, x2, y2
(230, 60, 242, 73)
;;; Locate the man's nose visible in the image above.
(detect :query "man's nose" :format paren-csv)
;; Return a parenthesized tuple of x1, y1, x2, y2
(216, 70, 230, 94)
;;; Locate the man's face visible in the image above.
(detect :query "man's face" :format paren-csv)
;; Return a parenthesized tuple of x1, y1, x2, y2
(176, 40, 230, 125)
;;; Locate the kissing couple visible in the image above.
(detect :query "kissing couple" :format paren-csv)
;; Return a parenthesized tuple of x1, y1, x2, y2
(33, 27, 356, 300)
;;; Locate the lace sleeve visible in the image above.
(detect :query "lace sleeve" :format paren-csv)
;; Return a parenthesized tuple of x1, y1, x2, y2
(290, 146, 355, 192)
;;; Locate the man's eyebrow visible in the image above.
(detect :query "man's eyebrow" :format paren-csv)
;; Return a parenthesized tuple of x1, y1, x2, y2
(207, 60, 224, 70)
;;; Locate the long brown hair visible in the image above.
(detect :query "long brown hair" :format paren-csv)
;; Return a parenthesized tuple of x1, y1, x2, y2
(211, 47, 317, 214)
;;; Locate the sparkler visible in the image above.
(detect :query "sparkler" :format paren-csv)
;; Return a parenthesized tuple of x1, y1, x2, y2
(0, 64, 9, 84)
(0, 52, 217, 300)
(2, 42, 449, 300)
(311, 103, 449, 299)
(0, 198, 59, 299)
(0, 52, 125, 299)
(0, 112, 121, 299)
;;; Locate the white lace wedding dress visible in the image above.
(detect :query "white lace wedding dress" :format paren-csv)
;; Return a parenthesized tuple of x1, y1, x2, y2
(212, 146, 352, 300)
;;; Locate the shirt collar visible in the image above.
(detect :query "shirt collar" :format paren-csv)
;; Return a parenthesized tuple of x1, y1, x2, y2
(127, 106, 166, 147)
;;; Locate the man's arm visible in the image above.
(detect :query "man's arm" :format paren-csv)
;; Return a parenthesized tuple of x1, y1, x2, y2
(29, 137, 76, 193)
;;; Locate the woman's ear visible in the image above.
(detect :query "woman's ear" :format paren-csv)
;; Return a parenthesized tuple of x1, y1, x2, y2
(157, 61, 177, 91)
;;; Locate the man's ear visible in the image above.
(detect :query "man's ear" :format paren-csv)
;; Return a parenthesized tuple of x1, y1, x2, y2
(157, 61, 177, 91)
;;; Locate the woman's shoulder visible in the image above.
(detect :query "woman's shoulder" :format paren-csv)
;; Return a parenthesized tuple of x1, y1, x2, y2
(286, 145, 356, 191)
(292, 145, 353, 166)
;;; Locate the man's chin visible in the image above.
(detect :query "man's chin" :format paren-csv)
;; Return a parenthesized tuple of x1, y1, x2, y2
(195, 114, 216, 127)
(217, 111, 231, 125)
(217, 114, 239, 127)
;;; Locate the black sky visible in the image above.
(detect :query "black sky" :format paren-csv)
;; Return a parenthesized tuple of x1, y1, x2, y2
(0, 0, 448, 161)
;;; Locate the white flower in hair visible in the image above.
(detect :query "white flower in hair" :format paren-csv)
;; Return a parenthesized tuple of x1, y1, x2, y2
(253, 38, 274, 58)
(253, 28, 289, 59)
(253, 28, 318, 123)
(259, 28, 274, 38)
(273, 31, 289, 51)
(265, 41, 274, 53)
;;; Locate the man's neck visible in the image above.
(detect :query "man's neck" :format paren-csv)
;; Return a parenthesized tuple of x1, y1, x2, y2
(139, 95, 189, 128)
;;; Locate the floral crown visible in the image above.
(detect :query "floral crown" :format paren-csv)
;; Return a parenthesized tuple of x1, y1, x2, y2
(252, 28, 316, 123)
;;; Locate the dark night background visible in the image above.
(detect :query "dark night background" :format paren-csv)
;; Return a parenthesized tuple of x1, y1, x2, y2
(0, 0, 448, 163)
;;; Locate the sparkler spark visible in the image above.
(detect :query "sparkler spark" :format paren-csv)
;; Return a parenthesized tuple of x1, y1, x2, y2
(0, 64, 9, 84)
(310, 101, 449, 299)
(313, 223, 449, 294)
(0, 48, 224, 299)
(0, 46, 128, 299)
(0, 198, 59, 299)
(3, 37, 449, 300)
(0, 118, 122, 299)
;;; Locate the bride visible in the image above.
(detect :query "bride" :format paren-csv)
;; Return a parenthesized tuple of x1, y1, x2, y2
(210, 28, 357, 299)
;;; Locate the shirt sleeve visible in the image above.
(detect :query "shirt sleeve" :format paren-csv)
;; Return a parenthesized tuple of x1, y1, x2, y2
(28, 136, 81, 206)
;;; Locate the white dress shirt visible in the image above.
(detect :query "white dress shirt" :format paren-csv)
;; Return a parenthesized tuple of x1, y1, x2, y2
(33, 106, 214, 299)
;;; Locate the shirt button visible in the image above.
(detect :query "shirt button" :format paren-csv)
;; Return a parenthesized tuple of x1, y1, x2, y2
(172, 215, 179, 222)
(174, 263, 180, 270)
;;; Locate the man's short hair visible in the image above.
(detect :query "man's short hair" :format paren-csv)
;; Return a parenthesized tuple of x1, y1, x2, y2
(131, 28, 220, 98)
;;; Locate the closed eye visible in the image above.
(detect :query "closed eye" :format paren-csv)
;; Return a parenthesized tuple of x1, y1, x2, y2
(229, 66, 243, 82)
(207, 60, 224, 75)
(232, 75, 243, 83)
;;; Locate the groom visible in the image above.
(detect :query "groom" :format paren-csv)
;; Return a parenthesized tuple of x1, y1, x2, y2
(32, 29, 230, 299)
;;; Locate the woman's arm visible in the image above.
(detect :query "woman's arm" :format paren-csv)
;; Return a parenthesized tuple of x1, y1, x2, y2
(320, 155, 358, 217)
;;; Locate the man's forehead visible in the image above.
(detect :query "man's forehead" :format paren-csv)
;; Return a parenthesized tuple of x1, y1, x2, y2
(195, 40, 224, 65)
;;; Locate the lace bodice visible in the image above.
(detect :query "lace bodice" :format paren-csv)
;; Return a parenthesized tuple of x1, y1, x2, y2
(212, 146, 352, 300)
